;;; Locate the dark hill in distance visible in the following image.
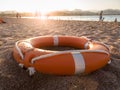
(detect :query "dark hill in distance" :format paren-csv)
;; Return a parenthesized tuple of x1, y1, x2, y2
(0, 9, 120, 17)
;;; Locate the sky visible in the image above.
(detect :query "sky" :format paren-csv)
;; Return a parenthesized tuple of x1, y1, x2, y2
(0, 0, 120, 13)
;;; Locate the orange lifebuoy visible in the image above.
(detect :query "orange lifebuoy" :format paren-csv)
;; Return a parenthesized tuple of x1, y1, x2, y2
(0, 18, 6, 23)
(13, 36, 110, 76)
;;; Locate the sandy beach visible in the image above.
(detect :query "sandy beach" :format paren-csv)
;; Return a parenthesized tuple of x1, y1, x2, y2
(0, 18, 120, 90)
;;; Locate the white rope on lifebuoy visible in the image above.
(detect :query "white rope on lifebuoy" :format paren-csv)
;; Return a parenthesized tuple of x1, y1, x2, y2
(84, 42, 89, 49)
(93, 41, 110, 51)
(15, 41, 24, 60)
(15, 41, 33, 60)
(108, 60, 111, 64)
(27, 67, 36, 76)
(19, 63, 24, 68)
(31, 49, 110, 64)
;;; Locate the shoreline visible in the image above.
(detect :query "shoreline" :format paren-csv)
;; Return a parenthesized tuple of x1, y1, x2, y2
(2, 15, 120, 22)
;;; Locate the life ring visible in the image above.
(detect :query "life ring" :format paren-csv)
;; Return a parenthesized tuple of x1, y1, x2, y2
(13, 36, 110, 76)
(0, 18, 6, 23)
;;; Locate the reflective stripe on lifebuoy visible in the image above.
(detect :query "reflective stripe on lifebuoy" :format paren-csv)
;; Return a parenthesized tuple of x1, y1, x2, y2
(53, 35, 59, 46)
(71, 52, 85, 74)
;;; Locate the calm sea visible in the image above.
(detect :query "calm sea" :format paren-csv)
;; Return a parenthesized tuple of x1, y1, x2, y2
(23, 15, 120, 22)
(48, 15, 120, 22)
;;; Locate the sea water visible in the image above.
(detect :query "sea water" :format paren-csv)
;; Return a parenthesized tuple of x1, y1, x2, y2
(22, 15, 120, 22)
(48, 15, 120, 22)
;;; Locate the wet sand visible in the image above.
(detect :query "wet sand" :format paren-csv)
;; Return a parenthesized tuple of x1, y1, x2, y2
(0, 18, 120, 90)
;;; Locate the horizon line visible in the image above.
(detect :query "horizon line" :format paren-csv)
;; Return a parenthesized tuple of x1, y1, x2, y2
(0, 8, 120, 13)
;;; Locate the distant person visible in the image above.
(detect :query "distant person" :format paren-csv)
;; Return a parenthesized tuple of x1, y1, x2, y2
(16, 13, 21, 18)
(114, 18, 117, 22)
(99, 11, 103, 21)
(0, 18, 6, 23)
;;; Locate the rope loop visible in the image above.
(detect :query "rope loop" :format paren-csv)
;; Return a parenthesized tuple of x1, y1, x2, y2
(27, 67, 36, 76)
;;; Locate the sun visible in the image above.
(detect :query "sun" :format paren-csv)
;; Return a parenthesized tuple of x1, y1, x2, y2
(40, 9, 52, 16)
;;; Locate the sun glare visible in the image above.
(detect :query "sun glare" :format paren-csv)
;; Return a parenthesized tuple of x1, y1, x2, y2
(20, 0, 78, 14)
(0, 0, 120, 13)
(10, 0, 93, 14)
